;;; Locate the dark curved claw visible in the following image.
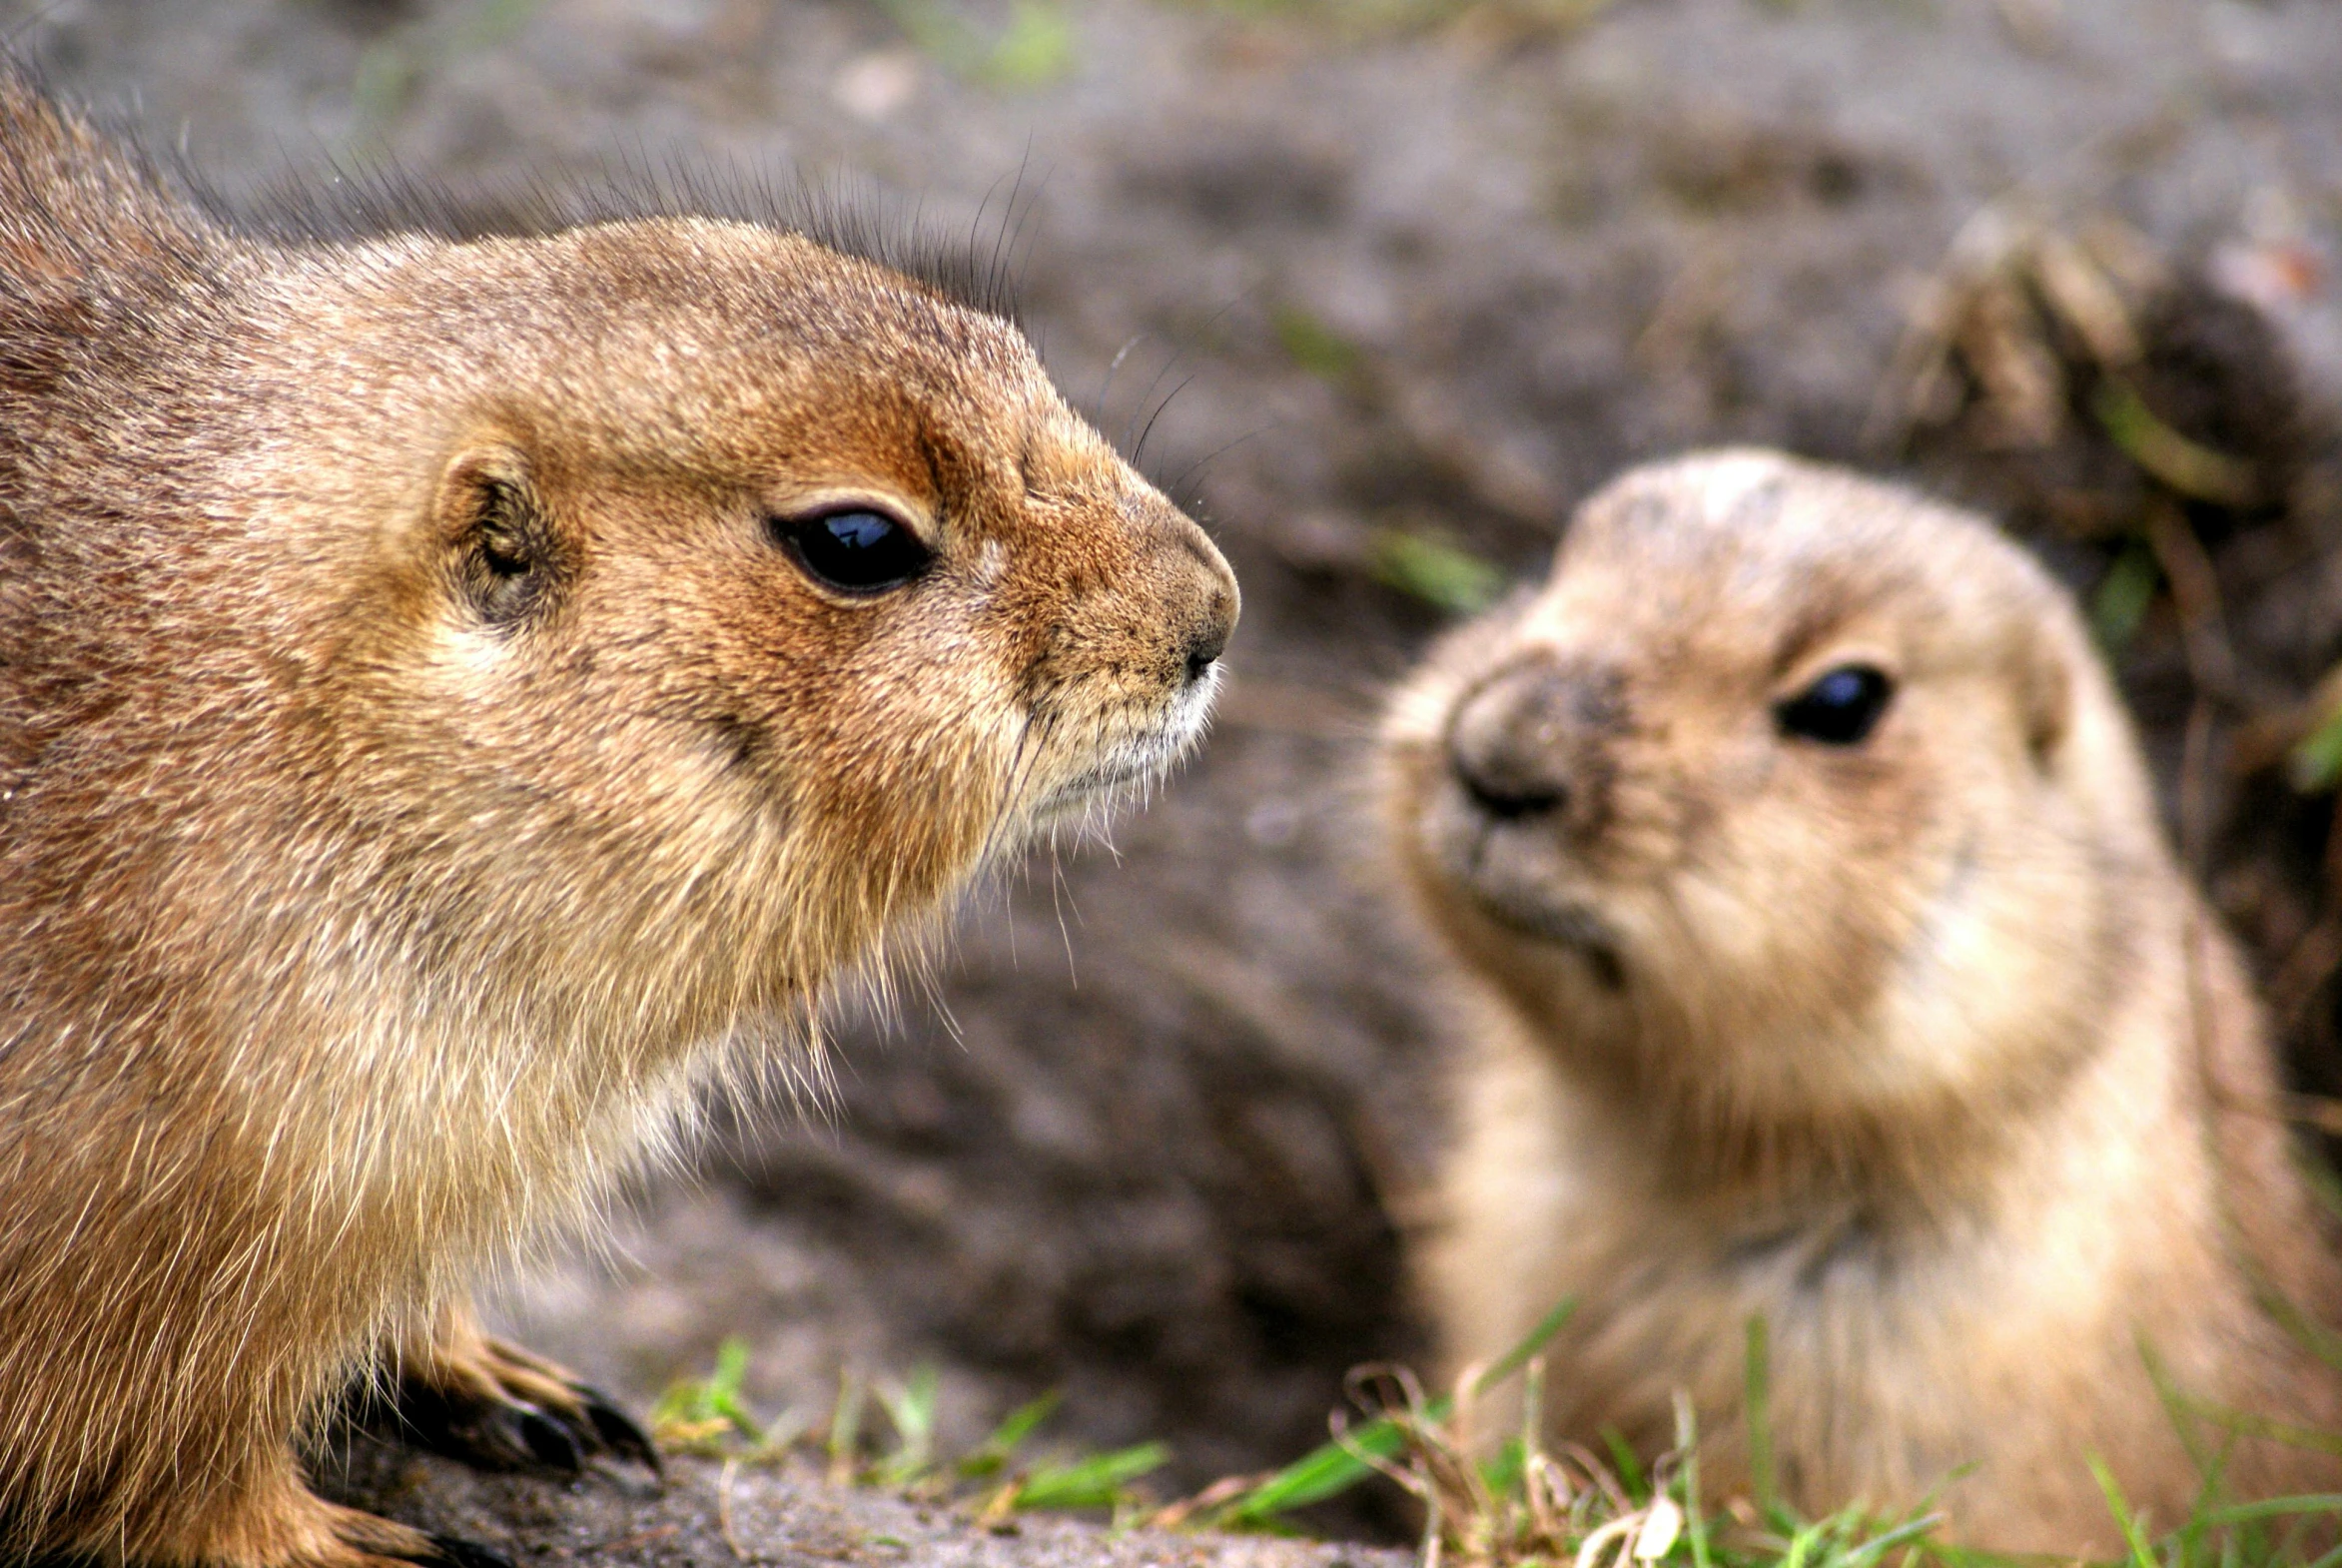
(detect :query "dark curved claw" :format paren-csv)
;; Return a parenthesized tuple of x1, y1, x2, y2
(350, 1323, 663, 1484)
(581, 1387, 664, 1477)
(384, 1378, 582, 1477)
(516, 1404, 587, 1474)
(372, 1358, 662, 1483)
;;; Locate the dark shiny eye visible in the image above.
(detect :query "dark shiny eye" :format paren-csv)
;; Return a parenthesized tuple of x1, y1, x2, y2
(1775, 664, 1895, 746)
(770, 507, 932, 595)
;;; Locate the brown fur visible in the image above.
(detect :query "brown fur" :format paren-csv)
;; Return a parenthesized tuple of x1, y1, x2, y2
(0, 67, 1237, 1567)
(1381, 449, 2342, 1554)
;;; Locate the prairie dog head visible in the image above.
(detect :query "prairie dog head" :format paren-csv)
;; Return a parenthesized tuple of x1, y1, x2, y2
(1383, 450, 2160, 1138)
(209, 217, 1236, 1046)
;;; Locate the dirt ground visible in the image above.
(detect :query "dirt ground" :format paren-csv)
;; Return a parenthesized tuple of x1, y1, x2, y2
(20, 0, 2342, 1550)
(312, 1434, 1412, 1567)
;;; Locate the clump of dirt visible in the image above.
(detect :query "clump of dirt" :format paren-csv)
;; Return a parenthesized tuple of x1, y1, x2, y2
(24, 0, 2342, 1546)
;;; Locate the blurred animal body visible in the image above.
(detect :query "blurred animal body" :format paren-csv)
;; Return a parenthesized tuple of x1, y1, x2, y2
(1382, 448, 2340, 1553)
(0, 66, 1236, 1568)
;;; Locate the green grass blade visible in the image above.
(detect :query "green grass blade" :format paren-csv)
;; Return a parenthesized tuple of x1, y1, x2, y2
(1675, 1392, 1711, 1568)
(1229, 1297, 1576, 1522)
(1230, 1413, 1412, 1519)
(2091, 379, 2260, 507)
(1016, 1441, 1171, 1510)
(827, 1369, 866, 1483)
(1272, 305, 1364, 386)
(2291, 711, 2342, 794)
(1604, 1426, 1647, 1499)
(1474, 1297, 1579, 1397)
(2091, 536, 2160, 654)
(1840, 1512, 1949, 1568)
(958, 1390, 1064, 1479)
(1747, 1315, 1778, 1520)
(873, 1364, 941, 1485)
(2088, 1453, 2158, 1568)
(1371, 530, 1503, 616)
(646, 1334, 762, 1449)
(2198, 1494, 2342, 1526)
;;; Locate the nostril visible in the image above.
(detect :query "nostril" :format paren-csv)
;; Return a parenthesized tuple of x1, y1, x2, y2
(1447, 659, 1594, 824)
(1183, 622, 1228, 682)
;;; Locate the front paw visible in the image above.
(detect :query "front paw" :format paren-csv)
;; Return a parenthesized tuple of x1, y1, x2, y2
(369, 1334, 659, 1480)
(100, 1467, 515, 1568)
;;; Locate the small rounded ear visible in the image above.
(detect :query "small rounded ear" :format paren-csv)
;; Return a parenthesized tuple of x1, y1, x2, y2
(2018, 632, 2074, 768)
(435, 443, 563, 626)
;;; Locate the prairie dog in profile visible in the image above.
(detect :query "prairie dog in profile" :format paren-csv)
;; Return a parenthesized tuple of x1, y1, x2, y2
(0, 66, 1236, 1568)
(1381, 448, 2340, 1554)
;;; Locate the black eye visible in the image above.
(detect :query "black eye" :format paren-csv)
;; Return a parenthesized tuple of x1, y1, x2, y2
(770, 507, 932, 595)
(1775, 664, 1895, 746)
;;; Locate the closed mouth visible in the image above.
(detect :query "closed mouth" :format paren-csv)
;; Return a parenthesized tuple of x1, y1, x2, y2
(1032, 675, 1219, 819)
(1044, 757, 1158, 807)
(1463, 880, 1627, 991)
(1032, 722, 1201, 819)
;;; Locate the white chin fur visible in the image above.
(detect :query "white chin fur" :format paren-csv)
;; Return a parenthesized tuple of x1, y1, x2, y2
(1031, 665, 1221, 826)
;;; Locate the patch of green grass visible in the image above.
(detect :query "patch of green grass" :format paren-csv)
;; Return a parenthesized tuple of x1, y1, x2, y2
(348, 45, 420, 134)
(1225, 1299, 1577, 1525)
(1273, 305, 1367, 387)
(1006, 1443, 1173, 1512)
(652, 1306, 2342, 1563)
(648, 1335, 764, 1455)
(880, 0, 1078, 89)
(986, 2, 1079, 88)
(347, 0, 540, 137)
(1372, 529, 1505, 615)
(956, 1391, 1063, 1479)
(647, 1345, 1166, 1518)
(2091, 379, 2261, 509)
(2292, 709, 2342, 794)
(872, 1367, 940, 1486)
(1158, 0, 1620, 39)
(1204, 1303, 2342, 1568)
(2091, 535, 2160, 654)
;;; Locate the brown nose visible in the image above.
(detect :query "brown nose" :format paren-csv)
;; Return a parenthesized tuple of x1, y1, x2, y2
(1447, 659, 1619, 822)
(1175, 521, 1240, 685)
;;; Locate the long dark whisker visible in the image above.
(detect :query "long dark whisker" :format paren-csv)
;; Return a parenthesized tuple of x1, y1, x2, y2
(1167, 422, 1273, 501)
(1132, 374, 1197, 466)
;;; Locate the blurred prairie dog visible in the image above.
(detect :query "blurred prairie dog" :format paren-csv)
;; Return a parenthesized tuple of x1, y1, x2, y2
(0, 66, 1236, 1568)
(1381, 449, 2340, 1553)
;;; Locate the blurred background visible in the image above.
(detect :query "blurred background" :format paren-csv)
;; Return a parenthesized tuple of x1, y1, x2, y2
(20, 0, 2342, 1529)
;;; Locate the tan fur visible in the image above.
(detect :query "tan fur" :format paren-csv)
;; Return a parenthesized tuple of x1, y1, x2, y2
(0, 69, 1237, 1567)
(1381, 449, 2342, 1554)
